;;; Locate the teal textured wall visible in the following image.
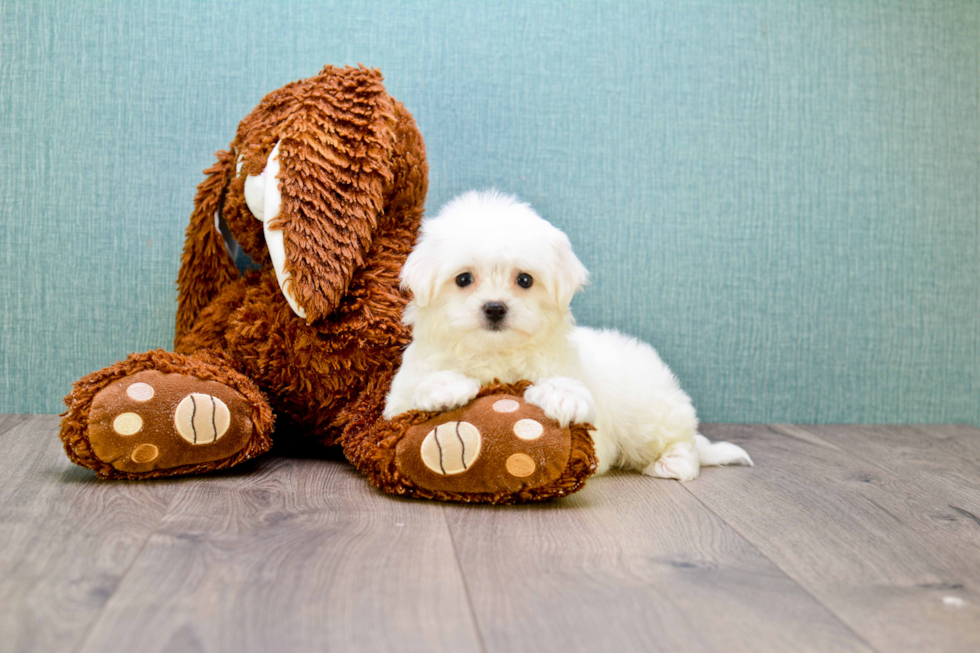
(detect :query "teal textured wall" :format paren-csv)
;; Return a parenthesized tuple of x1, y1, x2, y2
(1, 0, 978, 422)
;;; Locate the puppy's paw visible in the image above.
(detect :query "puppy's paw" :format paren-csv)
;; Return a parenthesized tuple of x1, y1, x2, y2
(412, 371, 482, 413)
(524, 377, 596, 427)
(643, 442, 700, 481)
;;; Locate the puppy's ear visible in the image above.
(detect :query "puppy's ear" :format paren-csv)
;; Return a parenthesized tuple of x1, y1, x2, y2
(399, 232, 440, 307)
(553, 232, 589, 309)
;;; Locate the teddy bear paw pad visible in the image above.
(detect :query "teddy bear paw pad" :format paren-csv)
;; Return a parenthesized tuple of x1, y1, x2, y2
(395, 394, 573, 494)
(87, 370, 255, 473)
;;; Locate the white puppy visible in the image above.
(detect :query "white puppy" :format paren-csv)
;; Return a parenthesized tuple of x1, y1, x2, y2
(383, 190, 752, 480)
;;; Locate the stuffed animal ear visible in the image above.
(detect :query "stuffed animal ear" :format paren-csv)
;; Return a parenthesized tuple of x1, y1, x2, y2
(175, 149, 241, 342)
(265, 66, 396, 324)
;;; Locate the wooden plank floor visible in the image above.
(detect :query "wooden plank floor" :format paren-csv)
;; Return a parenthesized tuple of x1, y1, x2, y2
(1, 416, 978, 653)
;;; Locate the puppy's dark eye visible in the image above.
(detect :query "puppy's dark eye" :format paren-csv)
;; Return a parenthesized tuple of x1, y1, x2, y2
(516, 273, 533, 289)
(456, 272, 473, 288)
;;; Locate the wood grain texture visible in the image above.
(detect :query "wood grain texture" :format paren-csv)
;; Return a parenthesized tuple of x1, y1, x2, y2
(692, 424, 980, 653)
(444, 473, 873, 653)
(0, 413, 31, 437)
(800, 424, 980, 512)
(74, 454, 482, 653)
(0, 416, 178, 653)
(5, 418, 980, 653)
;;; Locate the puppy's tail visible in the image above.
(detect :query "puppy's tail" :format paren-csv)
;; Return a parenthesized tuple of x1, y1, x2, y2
(695, 433, 754, 467)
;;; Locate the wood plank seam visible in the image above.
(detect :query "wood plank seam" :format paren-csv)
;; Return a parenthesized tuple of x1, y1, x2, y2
(442, 505, 490, 653)
(688, 423, 980, 652)
(772, 424, 980, 527)
(677, 473, 883, 653)
(0, 414, 32, 438)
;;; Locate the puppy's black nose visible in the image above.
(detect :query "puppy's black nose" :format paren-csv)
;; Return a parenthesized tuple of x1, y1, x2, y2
(483, 302, 508, 323)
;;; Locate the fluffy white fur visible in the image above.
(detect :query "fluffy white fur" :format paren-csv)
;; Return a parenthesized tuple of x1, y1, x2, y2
(384, 190, 752, 480)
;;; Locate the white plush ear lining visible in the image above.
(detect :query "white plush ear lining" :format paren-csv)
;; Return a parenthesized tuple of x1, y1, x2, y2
(244, 141, 307, 319)
(553, 232, 589, 309)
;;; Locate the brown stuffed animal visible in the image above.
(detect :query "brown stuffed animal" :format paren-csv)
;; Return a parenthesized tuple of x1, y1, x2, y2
(59, 65, 596, 503)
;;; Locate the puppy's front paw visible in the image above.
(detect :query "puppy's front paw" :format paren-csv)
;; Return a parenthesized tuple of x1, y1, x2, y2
(412, 371, 482, 413)
(524, 377, 596, 427)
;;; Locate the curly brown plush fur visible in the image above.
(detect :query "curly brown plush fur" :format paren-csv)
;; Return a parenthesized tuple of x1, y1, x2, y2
(60, 65, 596, 502)
(172, 65, 424, 446)
(63, 65, 419, 465)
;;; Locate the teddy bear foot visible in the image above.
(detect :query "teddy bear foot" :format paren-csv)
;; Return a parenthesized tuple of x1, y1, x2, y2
(61, 350, 275, 479)
(86, 370, 259, 474)
(344, 382, 598, 504)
